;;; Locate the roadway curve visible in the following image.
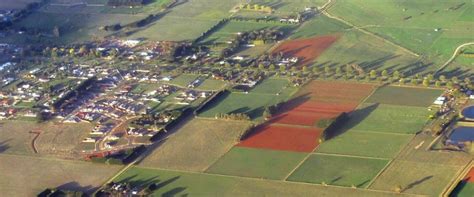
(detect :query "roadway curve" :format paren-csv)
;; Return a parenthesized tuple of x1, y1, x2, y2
(436, 42, 474, 74)
(320, 0, 420, 57)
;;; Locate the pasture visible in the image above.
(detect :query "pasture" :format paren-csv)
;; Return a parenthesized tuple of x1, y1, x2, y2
(114, 166, 407, 196)
(196, 78, 226, 91)
(287, 154, 389, 188)
(206, 147, 306, 180)
(327, 0, 473, 68)
(169, 74, 199, 87)
(316, 131, 413, 158)
(365, 86, 442, 107)
(0, 154, 121, 196)
(138, 118, 251, 172)
(348, 104, 432, 134)
(200, 20, 295, 44)
(369, 160, 462, 196)
(249, 78, 291, 95)
(0, 120, 91, 158)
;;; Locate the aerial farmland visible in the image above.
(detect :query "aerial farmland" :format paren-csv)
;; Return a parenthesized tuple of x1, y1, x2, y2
(0, 0, 472, 196)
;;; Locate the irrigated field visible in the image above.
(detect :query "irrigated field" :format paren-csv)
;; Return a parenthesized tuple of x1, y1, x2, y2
(365, 86, 443, 107)
(138, 118, 251, 172)
(316, 131, 413, 158)
(114, 166, 409, 196)
(287, 154, 389, 188)
(327, 0, 473, 72)
(0, 154, 121, 196)
(206, 147, 306, 180)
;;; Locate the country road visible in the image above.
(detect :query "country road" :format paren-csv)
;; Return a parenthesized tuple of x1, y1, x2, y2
(436, 42, 474, 74)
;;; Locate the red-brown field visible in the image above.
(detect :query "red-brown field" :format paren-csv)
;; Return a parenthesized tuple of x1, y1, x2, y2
(464, 167, 474, 182)
(237, 125, 322, 152)
(271, 111, 338, 126)
(272, 35, 339, 66)
(299, 81, 376, 104)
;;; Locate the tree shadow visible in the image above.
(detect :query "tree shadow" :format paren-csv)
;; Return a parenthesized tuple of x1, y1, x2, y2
(155, 176, 181, 190)
(56, 181, 96, 194)
(402, 175, 433, 192)
(356, 179, 371, 188)
(163, 187, 187, 197)
(0, 139, 11, 153)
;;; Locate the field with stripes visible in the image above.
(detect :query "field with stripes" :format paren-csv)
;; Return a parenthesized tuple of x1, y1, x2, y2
(109, 80, 470, 196)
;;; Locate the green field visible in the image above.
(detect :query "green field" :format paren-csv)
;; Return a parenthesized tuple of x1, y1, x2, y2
(316, 131, 413, 158)
(348, 104, 431, 134)
(287, 154, 389, 188)
(169, 74, 199, 87)
(327, 0, 473, 69)
(139, 119, 251, 172)
(196, 78, 227, 91)
(249, 78, 291, 95)
(365, 86, 442, 107)
(238, 0, 326, 17)
(291, 15, 350, 39)
(200, 20, 295, 44)
(114, 166, 406, 196)
(369, 160, 462, 196)
(198, 88, 293, 120)
(206, 147, 306, 180)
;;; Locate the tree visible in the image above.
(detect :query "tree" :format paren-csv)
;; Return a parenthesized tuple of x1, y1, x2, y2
(290, 66, 297, 73)
(381, 70, 388, 78)
(279, 65, 286, 73)
(464, 78, 471, 86)
(302, 66, 308, 73)
(235, 63, 242, 70)
(324, 65, 331, 75)
(447, 81, 454, 89)
(452, 76, 459, 84)
(392, 70, 401, 80)
(269, 64, 276, 71)
(411, 78, 418, 85)
(335, 67, 342, 76)
(369, 70, 377, 79)
(435, 80, 441, 87)
(426, 74, 434, 82)
(258, 63, 265, 70)
(439, 75, 446, 82)
(422, 78, 430, 87)
(312, 66, 319, 74)
(399, 78, 406, 85)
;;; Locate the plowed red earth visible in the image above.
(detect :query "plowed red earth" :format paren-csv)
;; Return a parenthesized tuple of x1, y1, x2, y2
(237, 125, 322, 152)
(272, 35, 339, 66)
(464, 167, 474, 182)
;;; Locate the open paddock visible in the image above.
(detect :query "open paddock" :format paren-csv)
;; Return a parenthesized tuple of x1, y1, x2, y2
(206, 147, 306, 180)
(287, 154, 388, 188)
(0, 154, 121, 196)
(138, 118, 251, 172)
(365, 86, 443, 107)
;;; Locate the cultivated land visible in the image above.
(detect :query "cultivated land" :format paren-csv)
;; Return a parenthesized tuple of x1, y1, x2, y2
(138, 118, 251, 172)
(0, 154, 121, 196)
(348, 104, 432, 134)
(206, 147, 307, 180)
(114, 166, 411, 197)
(199, 78, 297, 120)
(365, 86, 443, 107)
(327, 0, 473, 74)
(287, 154, 389, 188)
(196, 78, 226, 91)
(316, 131, 413, 158)
(369, 160, 462, 196)
(169, 74, 199, 87)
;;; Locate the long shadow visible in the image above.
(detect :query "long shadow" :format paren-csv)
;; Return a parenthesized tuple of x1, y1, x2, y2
(56, 181, 96, 194)
(323, 103, 380, 140)
(402, 176, 433, 192)
(163, 187, 187, 197)
(0, 139, 11, 153)
(155, 176, 180, 190)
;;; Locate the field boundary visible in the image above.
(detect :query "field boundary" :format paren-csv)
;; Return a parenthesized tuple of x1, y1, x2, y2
(441, 161, 474, 197)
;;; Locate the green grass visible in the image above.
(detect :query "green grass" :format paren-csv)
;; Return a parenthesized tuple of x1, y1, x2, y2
(200, 20, 295, 44)
(196, 79, 226, 91)
(369, 160, 463, 196)
(131, 83, 162, 94)
(287, 154, 388, 188)
(249, 78, 291, 95)
(291, 15, 350, 39)
(198, 91, 290, 120)
(206, 147, 306, 180)
(114, 166, 406, 197)
(365, 86, 443, 107)
(328, 0, 473, 68)
(316, 131, 413, 158)
(169, 74, 199, 87)
(347, 104, 431, 134)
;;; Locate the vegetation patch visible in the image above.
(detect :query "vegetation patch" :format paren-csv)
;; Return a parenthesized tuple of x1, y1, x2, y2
(206, 147, 306, 180)
(365, 86, 443, 107)
(287, 154, 388, 188)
